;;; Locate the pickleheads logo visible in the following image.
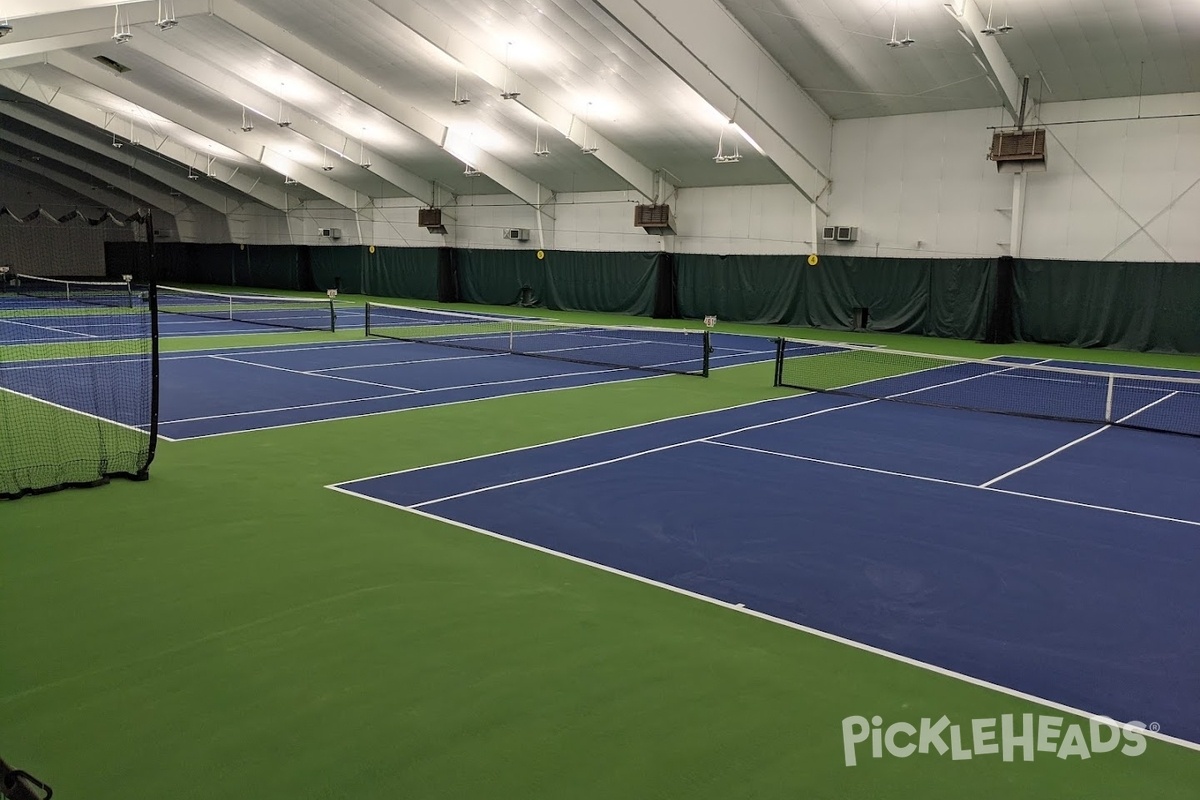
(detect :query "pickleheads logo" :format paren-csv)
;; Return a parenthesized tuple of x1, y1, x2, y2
(841, 714, 1153, 767)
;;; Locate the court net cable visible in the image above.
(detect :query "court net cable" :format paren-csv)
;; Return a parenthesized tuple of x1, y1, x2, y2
(774, 337, 1200, 438)
(365, 302, 711, 377)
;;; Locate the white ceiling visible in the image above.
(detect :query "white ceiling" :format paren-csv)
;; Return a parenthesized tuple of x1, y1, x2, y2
(1, 0, 1197, 211)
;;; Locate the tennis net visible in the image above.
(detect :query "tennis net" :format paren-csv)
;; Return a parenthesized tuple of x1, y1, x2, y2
(156, 285, 337, 332)
(5, 273, 133, 309)
(365, 302, 711, 376)
(1, 273, 156, 499)
(774, 338, 1200, 438)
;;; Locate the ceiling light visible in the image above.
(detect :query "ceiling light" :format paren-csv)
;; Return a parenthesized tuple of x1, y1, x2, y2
(533, 125, 550, 158)
(156, 0, 178, 30)
(240, 106, 254, 133)
(451, 71, 471, 106)
(463, 164, 482, 177)
(500, 42, 521, 101)
(713, 124, 741, 164)
(284, 176, 298, 185)
(0, 20, 13, 38)
(112, 5, 132, 44)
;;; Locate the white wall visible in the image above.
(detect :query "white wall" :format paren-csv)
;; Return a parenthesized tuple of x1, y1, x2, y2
(828, 93, 1200, 262)
(191, 93, 1200, 264)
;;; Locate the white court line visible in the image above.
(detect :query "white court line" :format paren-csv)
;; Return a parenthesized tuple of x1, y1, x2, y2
(311, 352, 508, 372)
(325, 485, 1200, 754)
(979, 391, 1182, 488)
(407, 399, 877, 509)
(162, 355, 771, 440)
(206, 355, 420, 392)
(392, 359, 1058, 508)
(0, 318, 99, 339)
(0, 339, 396, 372)
(331, 356, 973, 487)
(0, 384, 150, 438)
(704, 440, 1200, 529)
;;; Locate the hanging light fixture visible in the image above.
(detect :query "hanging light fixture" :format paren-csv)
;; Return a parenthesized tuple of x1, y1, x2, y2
(533, 124, 550, 157)
(205, 155, 217, 178)
(713, 124, 741, 164)
(578, 103, 598, 154)
(500, 43, 521, 100)
(112, 5, 132, 44)
(240, 106, 254, 133)
(463, 164, 482, 177)
(358, 139, 372, 169)
(156, 0, 178, 30)
(276, 93, 291, 128)
(451, 70, 471, 106)
(980, 0, 999, 35)
(0, 17, 14, 38)
(321, 148, 335, 172)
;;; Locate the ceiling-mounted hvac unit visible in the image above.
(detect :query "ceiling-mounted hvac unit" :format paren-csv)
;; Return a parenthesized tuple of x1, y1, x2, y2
(988, 128, 1047, 173)
(418, 208, 448, 234)
(634, 204, 677, 236)
(503, 228, 530, 242)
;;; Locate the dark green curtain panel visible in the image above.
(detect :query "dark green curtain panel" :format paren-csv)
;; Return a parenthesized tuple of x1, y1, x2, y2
(362, 247, 440, 301)
(543, 251, 657, 316)
(676, 254, 804, 324)
(1015, 259, 1200, 353)
(927, 259, 996, 341)
(309, 246, 365, 294)
(676, 254, 992, 339)
(456, 249, 657, 315)
(234, 245, 304, 290)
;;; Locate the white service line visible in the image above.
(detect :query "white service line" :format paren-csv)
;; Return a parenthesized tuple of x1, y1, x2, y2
(0, 318, 98, 338)
(206, 355, 419, 392)
(326, 485, 1200, 754)
(979, 390, 1182, 488)
(703, 439, 1200, 529)
(0, 385, 149, 437)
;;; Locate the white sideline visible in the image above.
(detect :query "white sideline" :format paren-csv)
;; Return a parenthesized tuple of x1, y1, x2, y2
(979, 390, 1182, 488)
(324, 484, 1200, 754)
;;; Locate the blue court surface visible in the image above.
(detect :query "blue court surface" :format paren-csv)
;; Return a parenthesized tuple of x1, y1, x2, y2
(330, 358, 1200, 749)
(0, 332, 778, 440)
(0, 303, 367, 342)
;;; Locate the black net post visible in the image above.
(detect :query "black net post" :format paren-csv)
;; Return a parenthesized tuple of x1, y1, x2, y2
(773, 338, 785, 386)
(142, 210, 160, 479)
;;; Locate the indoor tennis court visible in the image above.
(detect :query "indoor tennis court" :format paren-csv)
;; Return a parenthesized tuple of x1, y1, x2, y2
(4, 2, 1200, 799)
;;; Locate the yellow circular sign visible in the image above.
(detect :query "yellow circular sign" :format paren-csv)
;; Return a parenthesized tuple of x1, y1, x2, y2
(808, 254, 820, 266)
(369, 245, 376, 254)
(537, 250, 545, 260)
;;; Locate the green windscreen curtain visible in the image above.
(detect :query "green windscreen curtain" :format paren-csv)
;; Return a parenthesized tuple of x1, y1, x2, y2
(309, 246, 365, 294)
(456, 249, 658, 316)
(1014, 259, 1200, 353)
(362, 247, 440, 301)
(675, 254, 993, 339)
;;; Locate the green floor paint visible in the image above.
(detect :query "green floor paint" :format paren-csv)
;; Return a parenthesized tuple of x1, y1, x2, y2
(3, 295, 1199, 799)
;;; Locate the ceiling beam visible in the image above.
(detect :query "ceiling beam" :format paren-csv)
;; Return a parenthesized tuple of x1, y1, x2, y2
(944, 1, 1022, 119)
(0, 128, 187, 213)
(593, 0, 832, 211)
(370, 0, 659, 203)
(0, 150, 142, 213)
(129, 33, 437, 206)
(0, 69, 290, 212)
(0, 0, 211, 64)
(0, 100, 226, 213)
(210, 0, 553, 210)
(46, 51, 364, 210)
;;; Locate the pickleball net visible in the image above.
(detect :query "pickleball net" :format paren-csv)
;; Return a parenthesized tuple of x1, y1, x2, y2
(365, 302, 710, 376)
(774, 338, 1200, 438)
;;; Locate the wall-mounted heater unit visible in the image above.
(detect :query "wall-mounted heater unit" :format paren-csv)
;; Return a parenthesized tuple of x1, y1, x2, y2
(318, 228, 342, 240)
(634, 204, 677, 236)
(418, 208, 448, 234)
(824, 226, 858, 243)
(503, 228, 530, 242)
(988, 128, 1047, 173)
